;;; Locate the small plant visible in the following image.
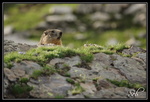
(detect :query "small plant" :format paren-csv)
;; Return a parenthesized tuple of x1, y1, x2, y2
(19, 78, 29, 84)
(64, 72, 71, 77)
(42, 65, 56, 75)
(30, 70, 42, 79)
(11, 84, 33, 95)
(71, 83, 85, 95)
(66, 78, 75, 84)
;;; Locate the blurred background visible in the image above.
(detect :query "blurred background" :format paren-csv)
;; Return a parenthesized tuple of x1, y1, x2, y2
(4, 3, 146, 49)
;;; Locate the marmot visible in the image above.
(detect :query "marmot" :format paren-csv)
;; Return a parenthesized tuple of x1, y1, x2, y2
(38, 29, 62, 46)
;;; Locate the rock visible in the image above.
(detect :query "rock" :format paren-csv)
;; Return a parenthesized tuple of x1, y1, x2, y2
(138, 32, 146, 38)
(136, 53, 146, 62)
(114, 13, 122, 20)
(92, 21, 110, 30)
(133, 13, 146, 27)
(106, 38, 118, 45)
(112, 54, 146, 84)
(97, 79, 115, 90)
(103, 4, 123, 13)
(95, 87, 129, 98)
(74, 34, 87, 40)
(125, 37, 141, 46)
(80, 82, 97, 97)
(76, 4, 103, 14)
(46, 14, 77, 23)
(12, 68, 25, 77)
(64, 56, 81, 67)
(67, 94, 85, 98)
(50, 6, 73, 14)
(49, 58, 64, 66)
(12, 61, 42, 75)
(122, 46, 146, 55)
(35, 21, 49, 30)
(4, 25, 14, 36)
(124, 4, 146, 15)
(4, 68, 17, 81)
(90, 12, 110, 21)
(29, 74, 72, 98)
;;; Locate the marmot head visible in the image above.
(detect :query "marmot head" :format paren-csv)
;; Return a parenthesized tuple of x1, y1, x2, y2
(43, 29, 62, 40)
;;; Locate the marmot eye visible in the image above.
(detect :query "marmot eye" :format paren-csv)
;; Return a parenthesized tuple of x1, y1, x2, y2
(44, 32, 48, 35)
(51, 30, 55, 33)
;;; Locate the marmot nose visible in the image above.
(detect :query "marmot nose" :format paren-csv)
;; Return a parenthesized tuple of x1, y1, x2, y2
(59, 32, 62, 35)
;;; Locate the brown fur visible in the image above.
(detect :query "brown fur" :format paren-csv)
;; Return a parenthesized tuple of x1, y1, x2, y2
(38, 29, 62, 46)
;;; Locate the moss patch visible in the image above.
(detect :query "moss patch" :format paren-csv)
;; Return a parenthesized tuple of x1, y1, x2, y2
(4, 43, 133, 69)
(106, 79, 146, 90)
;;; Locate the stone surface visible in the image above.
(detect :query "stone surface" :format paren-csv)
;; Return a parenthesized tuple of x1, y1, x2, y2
(50, 6, 73, 14)
(4, 68, 17, 81)
(112, 54, 146, 84)
(12, 61, 42, 75)
(90, 12, 110, 21)
(29, 74, 72, 98)
(4, 25, 14, 36)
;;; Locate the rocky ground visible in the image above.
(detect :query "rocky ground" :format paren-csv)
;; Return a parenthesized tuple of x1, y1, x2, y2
(3, 40, 147, 99)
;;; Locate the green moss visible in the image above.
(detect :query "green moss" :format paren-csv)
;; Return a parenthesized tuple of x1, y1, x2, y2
(106, 79, 146, 90)
(54, 94, 65, 99)
(64, 73, 71, 77)
(19, 78, 29, 84)
(11, 84, 33, 95)
(4, 43, 132, 68)
(66, 78, 75, 84)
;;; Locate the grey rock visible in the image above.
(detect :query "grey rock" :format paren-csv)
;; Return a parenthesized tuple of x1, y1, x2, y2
(64, 56, 81, 67)
(74, 34, 87, 40)
(112, 54, 146, 84)
(133, 13, 146, 27)
(76, 4, 103, 14)
(103, 4, 123, 13)
(12, 68, 25, 77)
(138, 32, 146, 38)
(46, 14, 77, 23)
(29, 74, 72, 98)
(12, 61, 42, 75)
(125, 37, 141, 46)
(49, 58, 64, 66)
(50, 6, 73, 14)
(106, 38, 118, 46)
(35, 21, 49, 30)
(95, 87, 129, 98)
(124, 4, 146, 15)
(90, 12, 110, 21)
(80, 82, 96, 98)
(122, 46, 146, 55)
(67, 94, 85, 98)
(4, 25, 14, 36)
(4, 68, 17, 81)
(136, 53, 146, 62)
